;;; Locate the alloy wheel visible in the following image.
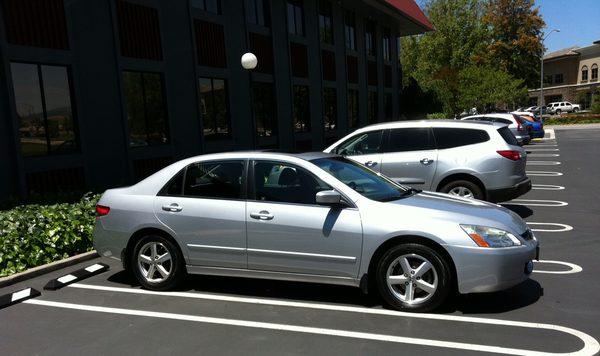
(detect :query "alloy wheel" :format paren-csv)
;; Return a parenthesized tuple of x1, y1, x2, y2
(448, 186, 474, 198)
(386, 254, 438, 305)
(137, 242, 172, 283)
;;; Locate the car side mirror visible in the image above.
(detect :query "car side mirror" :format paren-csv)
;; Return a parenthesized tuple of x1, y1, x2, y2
(316, 190, 346, 207)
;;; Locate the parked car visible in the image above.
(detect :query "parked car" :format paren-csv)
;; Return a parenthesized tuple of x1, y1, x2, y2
(94, 151, 539, 312)
(547, 101, 580, 114)
(511, 111, 545, 139)
(462, 113, 531, 145)
(524, 106, 538, 112)
(324, 120, 531, 202)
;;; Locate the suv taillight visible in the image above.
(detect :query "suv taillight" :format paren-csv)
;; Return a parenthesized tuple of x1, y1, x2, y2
(96, 204, 110, 217)
(497, 150, 521, 161)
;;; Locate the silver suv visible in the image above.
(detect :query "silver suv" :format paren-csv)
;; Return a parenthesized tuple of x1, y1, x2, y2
(324, 120, 531, 202)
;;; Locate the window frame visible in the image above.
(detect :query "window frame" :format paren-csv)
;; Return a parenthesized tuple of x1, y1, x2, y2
(318, 0, 334, 44)
(192, 0, 222, 14)
(9, 61, 80, 157)
(582, 66, 589, 82)
(198, 77, 232, 139)
(286, 0, 305, 36)
(248, 159, 335, 207)
(158, 159, 248, 201)
(591, 64, 598, 81)
(344, 10, 356, 51)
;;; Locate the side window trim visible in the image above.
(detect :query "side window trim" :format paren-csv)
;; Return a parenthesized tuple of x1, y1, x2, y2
(159, 159, 248, 200)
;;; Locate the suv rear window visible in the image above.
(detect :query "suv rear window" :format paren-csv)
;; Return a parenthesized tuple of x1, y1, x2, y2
(497, 126, 519, 146)
(433, 128, 490, 149)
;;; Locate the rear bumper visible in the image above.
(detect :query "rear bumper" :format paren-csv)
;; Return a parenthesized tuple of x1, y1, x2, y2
(446, 241, 538, 294)
(487, 178, 531, 203)
(515, 134, 531, 145)
(532, 129, 545, 139)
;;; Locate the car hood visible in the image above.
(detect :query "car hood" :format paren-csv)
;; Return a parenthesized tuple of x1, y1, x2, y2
(387, 191, 528, 235)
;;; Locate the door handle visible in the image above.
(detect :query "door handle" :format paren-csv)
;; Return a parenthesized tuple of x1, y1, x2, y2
(420, 158, 434, 165)
(250, 210, 274, 220)
(365, 161, 378, 167)
(162, 203, 183, 212)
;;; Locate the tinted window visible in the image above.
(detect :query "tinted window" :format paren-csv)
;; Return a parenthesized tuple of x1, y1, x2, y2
(497, 127, 519, 146)
(335, 130, 383, 156)
(183, 161, 244, 199)
(160, 169, 185, 196)
(433, 128, 490, 149)
(253, 161, 330, 204)
(493, 118, 512, 125)
(386, 128, 434, 152)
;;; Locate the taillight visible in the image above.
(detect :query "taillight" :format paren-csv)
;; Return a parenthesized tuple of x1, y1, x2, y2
(497, 150, 521, 161)
(517, 122, 524, 131)
(96, 204, 110, 217)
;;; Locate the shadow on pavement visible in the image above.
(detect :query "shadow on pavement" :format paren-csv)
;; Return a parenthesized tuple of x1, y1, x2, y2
(501, 204, 534, 219)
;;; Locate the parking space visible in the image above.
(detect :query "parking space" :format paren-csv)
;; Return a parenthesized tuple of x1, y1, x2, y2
(1, 128, 600, 355)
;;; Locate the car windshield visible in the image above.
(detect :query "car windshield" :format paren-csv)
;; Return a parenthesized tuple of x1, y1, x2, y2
(311, 157, 413, 202)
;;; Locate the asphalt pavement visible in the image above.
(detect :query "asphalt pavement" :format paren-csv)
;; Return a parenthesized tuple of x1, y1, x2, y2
(1, 127, 599, 355)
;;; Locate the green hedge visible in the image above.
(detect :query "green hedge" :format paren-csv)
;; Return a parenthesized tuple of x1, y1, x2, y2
(0, 193, 100, 277)
(544, 114, 600, 126)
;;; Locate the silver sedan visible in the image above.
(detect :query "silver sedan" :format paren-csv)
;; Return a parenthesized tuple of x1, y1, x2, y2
(93, 152, 539, 312)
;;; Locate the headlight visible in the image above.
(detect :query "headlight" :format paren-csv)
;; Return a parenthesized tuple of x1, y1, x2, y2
(460, 225, 522, 248)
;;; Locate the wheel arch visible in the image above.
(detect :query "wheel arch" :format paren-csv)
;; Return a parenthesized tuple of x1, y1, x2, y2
(123, 227, 187, 271)
(436, 173, 486, 199)
(366, 235, 457, 294)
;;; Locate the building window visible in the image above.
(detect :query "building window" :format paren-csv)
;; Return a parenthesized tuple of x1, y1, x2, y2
(252, 82, 277, 137)
(293, 85, 310, 133)
(344, 11, 356, 50)
(382, 28, 391, 62)
(245, 0, 270, 27)
(290, 42, 309, 78)
(1, 0, 69, 50)
(191, 0, 222, 14)
(116, 0, 163, 60)
(367, 60, 377, 86)
(195, 20, 227, 68)
(554, 73, 563, 84)
(122, 71, 169, 147)
(582, 66, 588, 82)
(544, 74, 552, 86)
(322, 50, 336, 81)
(365, 20, 376, 57)
(323, 88, 337, 131)
(347, 89, 359, 128)
(287, 0, 304, 36)
(250, 33, 274, 73)
(318, 0, 333, 44)
(592, 64, 598, 81)
(347, 55, 358, 83)
(10, 63, 78, 157)
(199, 78, 231, 139)
(368, 91, 378, 124)
(384, 93, 393, 121)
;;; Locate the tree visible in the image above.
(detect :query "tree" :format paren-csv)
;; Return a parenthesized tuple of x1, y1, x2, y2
(457, 65, 528, 113)
(401, 0, 490, 117)
(482, 0, 545, 87)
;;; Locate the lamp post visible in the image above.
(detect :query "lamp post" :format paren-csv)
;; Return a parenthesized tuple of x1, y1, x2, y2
(241, 52, 258, 148)
(540, 29, 560, 111)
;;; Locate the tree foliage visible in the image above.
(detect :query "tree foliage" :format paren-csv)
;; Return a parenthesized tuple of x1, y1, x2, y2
(400, 0, 543, 117)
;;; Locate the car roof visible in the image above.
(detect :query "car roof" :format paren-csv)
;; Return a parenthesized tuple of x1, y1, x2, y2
(462, 113, 517, 120)
(182, 150, 337, 164)
(356, 119, 502, 131)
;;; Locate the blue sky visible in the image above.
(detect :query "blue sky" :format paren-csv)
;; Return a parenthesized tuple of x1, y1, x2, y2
(535, 0, 599, 53)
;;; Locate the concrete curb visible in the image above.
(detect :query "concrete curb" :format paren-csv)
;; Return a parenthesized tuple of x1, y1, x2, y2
(0, 251, 99, 289)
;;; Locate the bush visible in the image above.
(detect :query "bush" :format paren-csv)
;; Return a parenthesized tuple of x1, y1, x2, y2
(592, 101, 600, 114)
(0, 193, 100, 277)
(426, 112, 448, 120)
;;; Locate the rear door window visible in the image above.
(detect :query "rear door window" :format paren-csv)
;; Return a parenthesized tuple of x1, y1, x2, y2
(182, 160, 245, 199)
(385, 128, 435, 153)
(497, 126, 519, 146)
(433, 128, 490, 149)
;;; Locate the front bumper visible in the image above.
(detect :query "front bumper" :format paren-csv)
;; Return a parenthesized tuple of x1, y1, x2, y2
(487, 178, 531, 203)
(446, 241, 538, 294)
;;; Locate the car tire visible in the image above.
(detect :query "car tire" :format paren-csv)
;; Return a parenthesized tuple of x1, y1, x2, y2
(439, 180, 484, 200)
(130, 234, 185, 291)
(556, 109, 562, 115)
(573, 107, 578, 113)
(375, 243, 452, 312)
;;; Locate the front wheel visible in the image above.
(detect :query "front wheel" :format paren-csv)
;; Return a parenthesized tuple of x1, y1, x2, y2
(555, 109, 562, 115)
(130, 234, 185, 291)
(440, 180, 484, 200)
(375, 243, 452, 312)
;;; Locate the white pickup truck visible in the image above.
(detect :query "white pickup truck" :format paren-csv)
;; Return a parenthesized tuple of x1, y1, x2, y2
(547, 101, 581, 114)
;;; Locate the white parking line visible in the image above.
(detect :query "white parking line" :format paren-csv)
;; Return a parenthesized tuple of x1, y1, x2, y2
(527, 161, 562, 166)
(533, 260, 583, 275)
(526, 222, 573, 232)
(527, 153, 560, 157)
(527, 148, 560, 152)
(546, 129, 556, 140)
(24, 295, 600, 356)
(507, 199, 568, 207)
(526, 171, 563, 177)
(532, 184, 565, 191)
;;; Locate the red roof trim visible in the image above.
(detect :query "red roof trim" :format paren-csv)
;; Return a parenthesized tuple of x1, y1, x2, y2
(383, 0, 434, 31)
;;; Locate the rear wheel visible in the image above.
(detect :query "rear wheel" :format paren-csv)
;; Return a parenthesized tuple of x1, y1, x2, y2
(555, 109, 562, 115)
(573, 107, 579, 113)
(375, 243, 452, 312)
(440, 180, 484, 200)
(130, 234, 185, 291)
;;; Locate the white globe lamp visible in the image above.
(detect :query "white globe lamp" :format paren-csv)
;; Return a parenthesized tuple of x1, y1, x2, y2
(241, 52, 258, 70)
